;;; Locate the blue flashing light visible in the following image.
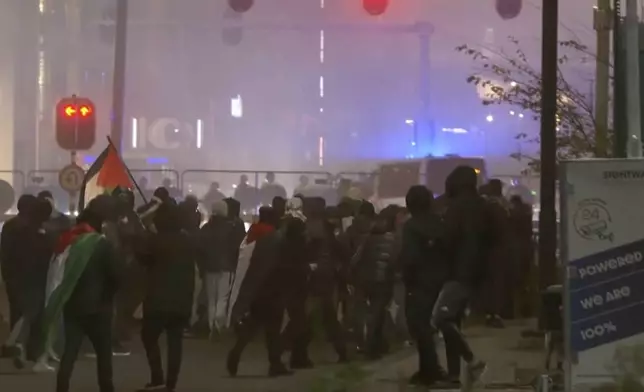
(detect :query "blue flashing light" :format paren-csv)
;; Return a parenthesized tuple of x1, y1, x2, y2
(146, 157, 169, 165)
(83, 155, 97, 165)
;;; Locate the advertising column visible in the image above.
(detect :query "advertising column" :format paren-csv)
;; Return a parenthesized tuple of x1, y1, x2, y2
(561, 159, 644, 391)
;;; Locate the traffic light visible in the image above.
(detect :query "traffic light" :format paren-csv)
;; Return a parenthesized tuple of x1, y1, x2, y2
(222, 7, 243, 46)
(228, 0, 253, 13)
(363, 0, 389, 16)
(495, 0, 522, 20)
(55, 96, 97, 151)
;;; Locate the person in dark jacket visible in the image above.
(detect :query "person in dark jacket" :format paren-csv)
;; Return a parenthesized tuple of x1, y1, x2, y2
(233, 175, 259, 213)
(137, 202, 197, 392)
(278, 198, 313, 369)
(202, 182, 226, 213)
(1, 195, 38, 336)
(190, 198, 245, 337)
(400, 185, 450, 387)
(297, 213, 349, 364)
(38, 190, 73, 240)
(431, 166, 488, 388)
(352, 211, 398, 359)
(260, 172, 287, 206)
(272, 196, 287, 219)
(109, 188, 148, 355)
(342, 200, 375, 350)
(227, 206, 291, 377)
(224, 197, 247, 254)
(509, 195, 534, 318)
(179, 195, 203, 234)
(199, 200, 236, 335)
(56, 196, 123, 392)
(2, 197, 53, 366)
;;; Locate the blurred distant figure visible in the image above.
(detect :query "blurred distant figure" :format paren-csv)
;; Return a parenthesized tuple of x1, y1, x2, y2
(38, 191, 72, 240)
(203, 182, 226, 213)
(162, 178, 181, 201)
(272, 196, 287, 219)
(234, 175, 259, 213)
(293, 175, 309, 197)
(179, 195, 202, 233)
(260, 172, 287, 207)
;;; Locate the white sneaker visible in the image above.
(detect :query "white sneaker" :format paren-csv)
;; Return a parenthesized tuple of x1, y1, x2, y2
(33, 361, 56, 373)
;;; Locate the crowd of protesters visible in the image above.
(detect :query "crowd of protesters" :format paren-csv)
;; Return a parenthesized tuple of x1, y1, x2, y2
(0, 165, 534, 391)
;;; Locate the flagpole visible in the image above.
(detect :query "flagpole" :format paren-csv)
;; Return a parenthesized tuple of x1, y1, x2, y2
(106, 136, 148, 205)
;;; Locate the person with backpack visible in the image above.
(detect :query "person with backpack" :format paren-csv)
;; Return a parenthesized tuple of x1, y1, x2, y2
(431, 166, 489, 389)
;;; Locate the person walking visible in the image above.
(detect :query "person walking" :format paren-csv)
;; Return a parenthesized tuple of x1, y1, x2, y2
(137, 203, 197, 392)
(54, 196, 122, 392)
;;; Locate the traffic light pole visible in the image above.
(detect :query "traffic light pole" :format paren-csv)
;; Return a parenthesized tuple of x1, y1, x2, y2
(110, 0, 129, 151)
(538, 0, 558, 289)
(613, 0, 626, 157)
(625, 0, 642, 157)
(71, 95, 79, 214)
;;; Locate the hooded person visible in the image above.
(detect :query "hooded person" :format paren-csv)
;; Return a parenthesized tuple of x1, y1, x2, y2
(137, 202, 198, 392)
(276, 198, 312, 369)
(227, 206, 292, 377)
(342, 200, 375, 349)
(282, 199, 349, 366)
(430, 166, 489, 389)
(1, 195, 39, 337)
(350, 210, 398, 360)
(179, 195, 202, 234)
(37, 191, 73, 241)
(107, 187, 148, 354)
(198, 200, 236, 335)
(45, 195, 123, 392)
(399, 185, 452, 387)
(2, 196, 53, 367)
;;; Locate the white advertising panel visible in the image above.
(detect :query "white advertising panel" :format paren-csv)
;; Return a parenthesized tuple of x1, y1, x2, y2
(561, 159, 644, 391)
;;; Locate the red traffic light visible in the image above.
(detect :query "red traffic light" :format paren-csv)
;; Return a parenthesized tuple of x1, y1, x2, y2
(79, 105, 92, 117)
(228, 0, 253, 13)
(64, 105, 76, 117)
(61, 103, 93, 117)
(363, 0, 389, 16)
(55, 97, 97, 151)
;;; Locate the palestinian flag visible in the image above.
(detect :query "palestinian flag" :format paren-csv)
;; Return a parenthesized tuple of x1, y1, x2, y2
(38, 223, 103, 358)
(79, 142, 134, 210)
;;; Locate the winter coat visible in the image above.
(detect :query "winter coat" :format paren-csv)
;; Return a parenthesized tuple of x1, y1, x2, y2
(199, 216, 236, 273)
(140, 229, 197, 317)
(353, 226, 398, 288)
(307, 219, 347, 296)
(1, 215, 53, 310)
(399, 212, 449, 290)
(443, 166, 492, 288)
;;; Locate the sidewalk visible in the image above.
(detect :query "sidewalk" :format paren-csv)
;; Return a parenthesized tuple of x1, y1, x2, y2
(356, 320, 547, 391)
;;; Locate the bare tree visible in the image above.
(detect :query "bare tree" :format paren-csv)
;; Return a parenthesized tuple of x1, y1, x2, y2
(456, 37, 610, 172)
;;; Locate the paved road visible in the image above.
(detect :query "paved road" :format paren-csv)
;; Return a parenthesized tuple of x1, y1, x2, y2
(1, 322, 547, 392)
(0, 336, 402, 392)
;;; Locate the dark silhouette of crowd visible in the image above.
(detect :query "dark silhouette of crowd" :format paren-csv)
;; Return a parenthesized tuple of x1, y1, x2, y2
(0, 165, 534, 391)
